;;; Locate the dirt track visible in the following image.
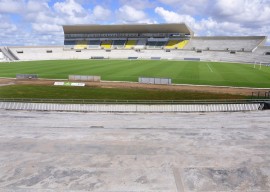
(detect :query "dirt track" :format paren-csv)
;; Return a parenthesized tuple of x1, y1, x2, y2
(0, 78, 269, 96)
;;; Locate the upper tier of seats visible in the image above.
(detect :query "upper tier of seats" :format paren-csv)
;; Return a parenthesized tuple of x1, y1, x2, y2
(63, 36, 265, 52)
(64, 39, 190, 50)
(185, 36, 266, 51)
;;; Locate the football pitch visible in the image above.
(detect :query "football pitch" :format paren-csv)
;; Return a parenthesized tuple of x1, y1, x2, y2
(0, 59, 270, 88)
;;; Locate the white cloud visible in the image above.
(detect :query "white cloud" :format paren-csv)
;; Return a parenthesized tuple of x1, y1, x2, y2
(116, 5, 157, 24)
(0, 0, 269, 46)
(155, 6, 270, 39)
(158, 0, 179, 3)
(26, 0, 94, 35)
(158, 0, 270, 28)
(0, 24, 17, 36)
(155, 7, 195, 24)
(117, 5, 148, 22)
(27, 0, 50, 13)
(158, 0, 210, 14)
(214, 0, 245, 16)
(18, 0, 105, 44)
(32, 23, 63, 33)
(119, 0, 155, 9)
(0, 22, 17, 33)
(213, 0, 270, 28)
(93, 5, 111, 20)
(196, 18, 247, 36)
(0, 14, 17, 34)
(0, 0, 25, 14)
(54, 0, 88, 18)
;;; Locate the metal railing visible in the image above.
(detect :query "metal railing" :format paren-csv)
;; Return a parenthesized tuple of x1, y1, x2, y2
(0, 98, 269, 105)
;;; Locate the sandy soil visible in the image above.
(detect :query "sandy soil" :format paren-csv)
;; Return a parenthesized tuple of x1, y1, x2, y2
(0, 77, 269, 96)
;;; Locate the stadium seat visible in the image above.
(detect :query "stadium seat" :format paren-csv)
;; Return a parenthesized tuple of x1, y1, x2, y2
(125, 40, 137, 49)
(134, 39, 147, 49)
(165, 40, 189, 49)
(64, 40, 76, 49)
(112, 40, 126, 48)
(178, 40, 189, 49)
(147, 41, 156, 48)
(89, 40, 101, 49)
(184, 36, 265, 51)
(75, 41, 88, 49)
(101, 41, 112, 49)
(147, 41, 167, 49)
(156, 41, 167, 47)
(165, 40, 178, 49)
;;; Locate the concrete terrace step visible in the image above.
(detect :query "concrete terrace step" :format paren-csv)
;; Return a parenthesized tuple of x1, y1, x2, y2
(0, 102, 261, 112)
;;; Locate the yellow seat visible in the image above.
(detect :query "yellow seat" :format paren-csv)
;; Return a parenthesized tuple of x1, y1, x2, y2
(178, 40, 189, 49)
(165, 40, 189, 49)
(101, 41, 112, 49)
(165, 40, 178, 49)
(125, 40, 137, 49)
(75, 41, 88, 49)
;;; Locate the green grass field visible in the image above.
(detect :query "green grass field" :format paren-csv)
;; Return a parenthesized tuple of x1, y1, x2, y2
(0, 59, 270, 88)
(0, 85, 248, 100)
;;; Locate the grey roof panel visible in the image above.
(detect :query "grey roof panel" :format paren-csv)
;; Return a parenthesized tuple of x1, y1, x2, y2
(63, 23, 194, 36)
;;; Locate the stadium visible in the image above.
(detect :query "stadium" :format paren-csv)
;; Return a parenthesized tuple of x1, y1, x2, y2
(1, 23, 270, 102)
(1, 23, 270, 191)
(1, 23, 270, 105)
(1, 23, 270, 63)
(1, 23, 270, 64)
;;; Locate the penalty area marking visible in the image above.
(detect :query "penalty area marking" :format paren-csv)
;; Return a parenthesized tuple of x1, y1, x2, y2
(206, 63, 213, 72)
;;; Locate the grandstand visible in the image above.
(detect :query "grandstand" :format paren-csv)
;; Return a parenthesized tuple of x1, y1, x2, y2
(2, 23, 269, 63)
(8, 46, 270, 64)
(62, 23, 192, 50)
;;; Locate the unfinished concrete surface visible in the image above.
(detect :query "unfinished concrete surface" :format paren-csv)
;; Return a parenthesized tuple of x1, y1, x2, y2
(0, 109, 270, 192)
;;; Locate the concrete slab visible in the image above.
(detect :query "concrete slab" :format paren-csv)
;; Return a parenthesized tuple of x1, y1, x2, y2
(0, 109, 270, 191)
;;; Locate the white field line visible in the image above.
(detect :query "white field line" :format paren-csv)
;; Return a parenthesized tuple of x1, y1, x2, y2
(206, 63, 213, 72)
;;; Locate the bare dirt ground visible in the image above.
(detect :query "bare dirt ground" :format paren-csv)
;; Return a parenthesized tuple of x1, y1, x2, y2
(0, 77, 269, 96)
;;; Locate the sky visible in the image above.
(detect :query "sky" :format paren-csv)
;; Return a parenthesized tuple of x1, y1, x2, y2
(0, 0, 270, 46)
